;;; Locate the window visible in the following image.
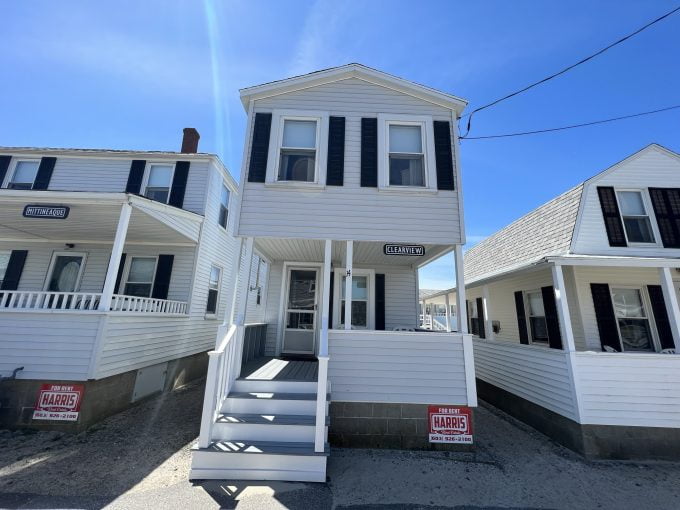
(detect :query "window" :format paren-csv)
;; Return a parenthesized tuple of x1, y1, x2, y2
(206, 266, 221, 314)
(144, 164, 173, 203)
(8, 160, 39, 189)
(218, 184, 230, 229)
(340, 275, 369, 328)
(278, 119, 317, 182)
(611, 288, 654, 352)
(526, 291, 548, 343)
(616, 190, 655, 243)
(0, 252, 11, 287)
(469, 300, 479, 336)
(45, 253, 86, 292)
(388, 124, 425, 187)
(124, 257, 157, 297)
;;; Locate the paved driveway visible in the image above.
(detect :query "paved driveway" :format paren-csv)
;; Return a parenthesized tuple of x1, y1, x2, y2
(1, 380, 678, 509)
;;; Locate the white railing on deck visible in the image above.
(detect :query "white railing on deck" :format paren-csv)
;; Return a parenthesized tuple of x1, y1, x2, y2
(110, 294, 187, 314)
(199, 324, 239, 448)
(0, 290, 187, 315)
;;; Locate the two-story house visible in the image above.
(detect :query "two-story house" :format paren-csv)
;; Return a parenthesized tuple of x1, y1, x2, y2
(428, 144, 680, 460)
(191, 64, 477, 482)
(0, 129, 264, 431)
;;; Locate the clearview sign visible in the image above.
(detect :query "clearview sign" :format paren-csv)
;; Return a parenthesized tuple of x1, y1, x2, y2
(428, 405, 473, 444)
(383, 244, 425, 256)
(23, 205, 70, 219)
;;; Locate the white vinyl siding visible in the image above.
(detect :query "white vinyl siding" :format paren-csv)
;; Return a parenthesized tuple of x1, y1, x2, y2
(239, 78, 462, 244)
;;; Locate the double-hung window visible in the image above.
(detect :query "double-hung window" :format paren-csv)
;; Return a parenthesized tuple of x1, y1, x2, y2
(0, 252, 11, 287)
(206, 266, 221, 315)
(144, 164, 174, 203)
(616, 190, 655, 244)
(218, 184, 230, 229)
(124, 257, 157, 297)
(340, 275, 369, 328)
(468, 300, 480, 336)
(526, 291, 548, 344)
(278, 119, 318, 182)
(611, 287, 654, 351)
(388, 124, 425, 187)
(7, 160, 39, 189)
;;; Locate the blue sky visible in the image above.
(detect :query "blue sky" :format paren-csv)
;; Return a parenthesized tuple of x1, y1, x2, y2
(1, 1, 679, 288)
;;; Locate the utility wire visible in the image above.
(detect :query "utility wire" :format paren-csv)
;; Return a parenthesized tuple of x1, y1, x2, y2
(460, 5, 680, 136)
(460, 104, 680, 140)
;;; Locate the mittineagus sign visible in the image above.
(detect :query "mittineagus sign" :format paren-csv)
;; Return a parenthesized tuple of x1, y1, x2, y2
(23, 205, 70, 219)
(383, 244, 425, 256)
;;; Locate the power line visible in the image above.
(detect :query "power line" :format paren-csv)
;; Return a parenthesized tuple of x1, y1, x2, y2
(460, 5, 680, 136)
(460, 104, 680, 140)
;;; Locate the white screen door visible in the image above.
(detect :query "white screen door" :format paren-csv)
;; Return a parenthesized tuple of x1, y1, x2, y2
(282, 268, 318, 354)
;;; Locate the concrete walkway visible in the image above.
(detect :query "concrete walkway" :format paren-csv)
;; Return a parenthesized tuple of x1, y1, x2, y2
(1, 380, 679, 509)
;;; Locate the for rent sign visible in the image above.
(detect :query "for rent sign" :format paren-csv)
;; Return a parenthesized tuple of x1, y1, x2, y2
(428, 405, 473, 444)
(33, 384, 84, 421)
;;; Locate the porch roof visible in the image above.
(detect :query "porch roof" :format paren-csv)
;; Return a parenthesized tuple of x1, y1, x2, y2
(0, 191, 202, 245)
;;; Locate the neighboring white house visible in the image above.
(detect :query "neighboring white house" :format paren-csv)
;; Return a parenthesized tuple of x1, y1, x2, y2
(192, 64, 477, 482)
(430, 144, 680, 460)
(0, 129, 264, 431)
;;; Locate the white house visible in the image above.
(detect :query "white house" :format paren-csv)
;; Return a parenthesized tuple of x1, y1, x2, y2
(191, 64, 477, 482)
(431, 144, 680, 460)
(0, 129, 261, 431)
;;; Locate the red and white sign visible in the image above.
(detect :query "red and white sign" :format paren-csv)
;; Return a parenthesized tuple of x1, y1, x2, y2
(33, 384, 84, 421)
(428, 405, 473, 444)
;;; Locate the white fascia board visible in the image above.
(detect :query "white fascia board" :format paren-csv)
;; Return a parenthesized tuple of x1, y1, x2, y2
(0, 147, 218, 162)
(127, 194, 204, 222)
(0, 190, 129, 205)
(548, 255, 680, 268)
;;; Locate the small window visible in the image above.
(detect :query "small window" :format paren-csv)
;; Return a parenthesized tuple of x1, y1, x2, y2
(8, 161, 39, 189)
(218, 184, 230, 229)
(278, 119, 317, 182)
(611, 288, 654, 352)
(206, 265, 221, 314)
(124, 257, 156, 297)
(616, 191, 655, 244)
(0, 252, 11, 287)
(526, 291, 548, 343)
(340, 275, 369, 328)
(144, 164, 173, 203)
(388, 124, 425, 187)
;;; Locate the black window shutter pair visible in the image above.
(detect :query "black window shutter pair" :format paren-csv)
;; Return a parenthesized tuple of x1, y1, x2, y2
(360, 119, 455, 190)
(513, 288, 563, 349)
(247, 113, 346, 186)
(125, 160, 190, 208)
(1, 250, 28, 290)
(0, 156, 56, 190)
(648, 188, 680, 248)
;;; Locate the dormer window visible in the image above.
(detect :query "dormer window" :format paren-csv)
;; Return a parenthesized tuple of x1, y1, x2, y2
(616, 190, 655, 244)
(144, 164, 174, 203)
(8, 160, 39, 189)
(279, 120, 317, 182)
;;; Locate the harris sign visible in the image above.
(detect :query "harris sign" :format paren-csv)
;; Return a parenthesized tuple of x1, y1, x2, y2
(23, 205, 70, 219)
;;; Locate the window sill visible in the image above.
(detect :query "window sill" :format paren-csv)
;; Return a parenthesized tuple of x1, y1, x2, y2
(264, 181, 326, 191)
(204, 313, 218, 320)
(377, 186, 438, 195)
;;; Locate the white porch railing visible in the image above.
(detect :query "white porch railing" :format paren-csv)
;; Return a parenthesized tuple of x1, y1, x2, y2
(0, 290, 187, 314)
(198, 324, 239, 448)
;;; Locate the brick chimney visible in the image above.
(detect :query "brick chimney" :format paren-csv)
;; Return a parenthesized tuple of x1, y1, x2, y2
(181, 128, 200, 153)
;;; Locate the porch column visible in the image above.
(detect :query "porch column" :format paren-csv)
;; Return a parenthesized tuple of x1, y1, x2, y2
(482, 285, 493, 339)
(320, 240, 332, 356)
(344, 240, 353, 330)
(454, 245, 468, 334)
(658, 267, 680, 350)
(444, 293, 452, 332)
(551, 264, 576, 352)
(99, 202, 132, 311)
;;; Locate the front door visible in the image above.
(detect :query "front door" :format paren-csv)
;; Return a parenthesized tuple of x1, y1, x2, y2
(282, 268, 318, 355)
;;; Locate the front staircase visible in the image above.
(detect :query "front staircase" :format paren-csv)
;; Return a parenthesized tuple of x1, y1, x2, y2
(190, 327, 330, 482)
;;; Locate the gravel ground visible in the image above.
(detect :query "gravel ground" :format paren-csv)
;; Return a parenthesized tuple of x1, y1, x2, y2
(1, 380, 679, 509)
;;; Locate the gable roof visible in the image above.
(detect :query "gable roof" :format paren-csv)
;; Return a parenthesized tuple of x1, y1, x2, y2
(239, 63, 468, 114)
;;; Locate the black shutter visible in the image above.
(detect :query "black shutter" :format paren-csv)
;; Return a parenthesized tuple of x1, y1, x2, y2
(248, 113, 271, 183)
(541, 286, 563, 349)
(360, 118, 378, 187)
(0, 155, 11, 187)
(476, 297, 486, 339)
(649, 188, 680, 248)
(514, 291, 529, 344)
(466, 299, 473, 334)
(152, 255, 174, 299)
(590, 283, 622, 352)
(647, 285, 676, 350)
(433, 121, 455, 190)
(328, 272, 334, 328)
(126, 160, 146, 194)
(597, 186, 627, 247)
(32, 157, 56, 190)
(375, 273, 385, 331)
(1, 250, 28, 290)
(168, 161, 190, 208)
(114, 253, 127, 293)
(326, 116, 345, 186)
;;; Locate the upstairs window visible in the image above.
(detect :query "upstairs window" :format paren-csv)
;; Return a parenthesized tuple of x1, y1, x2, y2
(8, 160, 39, 189)
(124, 257, 157, 297)
(616, 190, 655, 244)
(219, 184, 230, 229)
(278, 119, 317, 182)
(526, 291, 548, 344)
(388, 124, 425, 187)
(144, 164, 173, 203)
(206, 265, 221, 315)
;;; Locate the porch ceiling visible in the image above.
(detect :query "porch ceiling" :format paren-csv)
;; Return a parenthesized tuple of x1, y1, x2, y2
(254, 238, 451, 266)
